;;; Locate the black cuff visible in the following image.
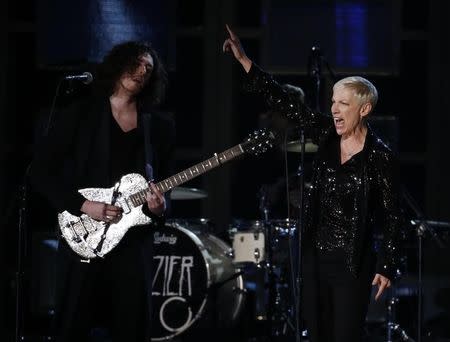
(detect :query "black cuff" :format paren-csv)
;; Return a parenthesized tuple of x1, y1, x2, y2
(67, 193, 88, 216)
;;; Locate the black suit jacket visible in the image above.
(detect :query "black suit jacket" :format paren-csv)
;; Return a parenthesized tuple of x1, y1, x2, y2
(29, 96, 176, 340)
(30, 96, 175, 216)
(244, 64, 403, 280)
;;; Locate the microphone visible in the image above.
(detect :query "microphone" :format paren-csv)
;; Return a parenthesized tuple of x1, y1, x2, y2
(63, 71, 93, 84)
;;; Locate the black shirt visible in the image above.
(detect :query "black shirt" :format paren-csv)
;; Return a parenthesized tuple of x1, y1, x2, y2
(315, 135, 364, 252)
(110, 117, 141, 183)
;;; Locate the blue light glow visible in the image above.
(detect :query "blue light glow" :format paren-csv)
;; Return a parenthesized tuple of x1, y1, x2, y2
(37, 0, 167, 65)
(88, 0, 157, 62)
(335, 3, 369, 68)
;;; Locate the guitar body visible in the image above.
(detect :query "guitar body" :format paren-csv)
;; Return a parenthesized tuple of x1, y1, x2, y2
(58, 173, 152, 259)
(57, 129, 274, 259)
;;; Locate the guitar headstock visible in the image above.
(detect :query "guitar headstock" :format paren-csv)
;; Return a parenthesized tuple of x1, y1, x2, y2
(241, 129, 276, 156)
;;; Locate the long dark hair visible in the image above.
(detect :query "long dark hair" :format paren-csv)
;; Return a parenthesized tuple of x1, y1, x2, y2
(94, 41, 168, 106)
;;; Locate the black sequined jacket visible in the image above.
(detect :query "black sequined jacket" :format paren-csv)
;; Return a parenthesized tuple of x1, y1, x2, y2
(244, 64, 402, 280)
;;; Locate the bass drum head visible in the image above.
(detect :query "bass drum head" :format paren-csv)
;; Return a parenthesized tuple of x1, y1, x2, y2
(151, 222, 244, 341)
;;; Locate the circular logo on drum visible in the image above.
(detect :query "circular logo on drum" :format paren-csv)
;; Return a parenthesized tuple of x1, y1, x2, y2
(151, 225, 208, 341)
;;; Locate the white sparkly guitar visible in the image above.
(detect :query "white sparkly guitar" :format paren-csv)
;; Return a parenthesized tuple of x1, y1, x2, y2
(58, 129, 275, 259)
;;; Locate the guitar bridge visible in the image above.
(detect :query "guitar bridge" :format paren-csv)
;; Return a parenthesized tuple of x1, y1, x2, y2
(66, 222, 82, 243)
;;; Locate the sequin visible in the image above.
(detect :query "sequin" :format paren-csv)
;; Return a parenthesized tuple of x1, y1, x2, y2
(244, 64, 402, 279)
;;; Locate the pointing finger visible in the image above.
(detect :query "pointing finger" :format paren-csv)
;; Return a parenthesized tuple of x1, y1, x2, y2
(226, 24, 236, 40)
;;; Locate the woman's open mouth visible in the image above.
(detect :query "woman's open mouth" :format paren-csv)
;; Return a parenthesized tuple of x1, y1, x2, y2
(334, 117, 344, 128)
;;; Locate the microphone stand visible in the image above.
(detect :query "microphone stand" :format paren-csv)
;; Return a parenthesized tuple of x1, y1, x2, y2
(14, 77, 71, 342)
(3, 162, 34, 342)
(294, 46, 324, 341)
(15, 164, 32, 342)
(308, 46, 322, 113)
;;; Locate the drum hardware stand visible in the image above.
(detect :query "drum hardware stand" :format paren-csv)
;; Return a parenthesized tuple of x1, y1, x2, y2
(258, 186, 276, 338)
(402, 188, 445, 342)
(386, 287, 415, 342)
(294, 128, 306, 342)
(388, 324, 416, 342)
(257, 187, 295, 340)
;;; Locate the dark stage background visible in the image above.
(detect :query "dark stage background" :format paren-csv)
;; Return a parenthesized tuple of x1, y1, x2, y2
(1, 0, 450, 341)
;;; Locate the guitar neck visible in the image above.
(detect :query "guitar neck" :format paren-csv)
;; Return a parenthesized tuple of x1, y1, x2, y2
(130, 143, 245, 206)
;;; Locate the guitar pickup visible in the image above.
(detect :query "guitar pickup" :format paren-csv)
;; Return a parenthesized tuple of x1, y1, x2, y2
(117, 198, 131, 214)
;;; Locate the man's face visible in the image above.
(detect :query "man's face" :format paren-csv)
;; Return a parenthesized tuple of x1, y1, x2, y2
(117, 53, 154, 95)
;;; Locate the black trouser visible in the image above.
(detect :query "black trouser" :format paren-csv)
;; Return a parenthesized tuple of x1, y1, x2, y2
(302, 248, 375, 342)
(54, 229, 153, 342)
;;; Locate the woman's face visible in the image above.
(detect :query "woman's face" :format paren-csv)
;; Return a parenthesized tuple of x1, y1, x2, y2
(117, 53, 154, 95)
(331, 85, 370, 136)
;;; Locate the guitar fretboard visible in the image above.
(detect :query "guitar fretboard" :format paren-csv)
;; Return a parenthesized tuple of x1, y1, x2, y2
(128, 144, 244, 207)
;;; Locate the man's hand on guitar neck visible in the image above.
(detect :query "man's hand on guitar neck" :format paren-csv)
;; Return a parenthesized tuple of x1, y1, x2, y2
(146, 182, 166, 217)
(81, 200, 123, 223)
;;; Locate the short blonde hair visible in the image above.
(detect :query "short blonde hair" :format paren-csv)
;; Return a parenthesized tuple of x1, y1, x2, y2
(333, 76, 378, 110)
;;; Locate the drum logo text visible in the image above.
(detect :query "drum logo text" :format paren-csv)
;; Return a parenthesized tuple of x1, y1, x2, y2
(154, 232, 178, 245)
(152, 255, 194, 296)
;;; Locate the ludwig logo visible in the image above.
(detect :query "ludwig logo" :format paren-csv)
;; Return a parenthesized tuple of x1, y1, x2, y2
(154, 232, 177, 245)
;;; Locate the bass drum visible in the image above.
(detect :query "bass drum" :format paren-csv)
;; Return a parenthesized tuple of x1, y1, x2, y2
(151, 221, 245, 341)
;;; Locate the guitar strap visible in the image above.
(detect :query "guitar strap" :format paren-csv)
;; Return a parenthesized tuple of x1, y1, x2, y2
(141, 112, 154, 181)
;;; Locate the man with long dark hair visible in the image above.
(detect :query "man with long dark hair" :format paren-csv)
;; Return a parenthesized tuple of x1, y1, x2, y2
(30, 41, 175, 341)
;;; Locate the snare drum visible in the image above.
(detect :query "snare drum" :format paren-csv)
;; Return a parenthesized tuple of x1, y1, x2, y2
(151, 221, 244, 341)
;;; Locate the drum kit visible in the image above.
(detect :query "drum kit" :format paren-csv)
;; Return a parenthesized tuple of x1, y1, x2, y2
(152, 141, 450, 342)
(151, 187, 299, 341)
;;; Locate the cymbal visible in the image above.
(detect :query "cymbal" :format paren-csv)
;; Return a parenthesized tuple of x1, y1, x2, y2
(170, 187, 208, 200)
(284, 139, 318, 153)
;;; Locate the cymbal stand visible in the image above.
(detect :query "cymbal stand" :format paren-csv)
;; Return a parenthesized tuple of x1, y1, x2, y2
(259, 186, 292, 339)
(386, 285, 415, 342)
(294, 129, 306, 342)
(258, 186, 274, 337)
(402, 188, 446, 342)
